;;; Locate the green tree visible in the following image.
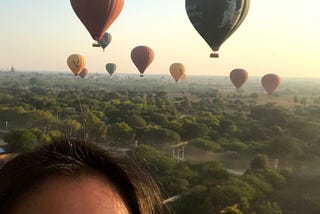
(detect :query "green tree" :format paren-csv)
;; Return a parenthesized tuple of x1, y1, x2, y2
(191, 161, 229, 186)
(4, 128, 42, 152)
(165, 120, 183, 135)
(196, 111, 220, 128)
(242, 173, 273, 198)
(126, 115, 147, 128)
(250, 154, 270, 170)
(48, 130, 63, 141)
(59, 119, 82, 140)
(182, 123, 209, 139)
(221, 204, 243, 214)
(127, 145, 174, 177)
(110, 122, 134, 143)
(218, 138, 248, 152)
(189, 137, 221, 152)
(137, 126, 180, 145)
(146, 112, 168, 127)
(169, 185, 211, 214)
(267, 136, 305, 157)
(82, 111, 108, 143)
(251, 201, 282, 214)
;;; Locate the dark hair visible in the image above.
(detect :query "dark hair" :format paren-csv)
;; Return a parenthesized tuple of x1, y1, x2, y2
(0, 140, 163, 214)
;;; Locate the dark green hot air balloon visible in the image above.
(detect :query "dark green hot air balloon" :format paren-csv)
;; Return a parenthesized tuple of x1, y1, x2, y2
(92, 32, 112, 51)
(106, 63, 117, 76)
(185, 0, 250, 58)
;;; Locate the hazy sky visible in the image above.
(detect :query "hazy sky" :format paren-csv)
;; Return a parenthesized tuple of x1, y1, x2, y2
(0, 0, 319, 77)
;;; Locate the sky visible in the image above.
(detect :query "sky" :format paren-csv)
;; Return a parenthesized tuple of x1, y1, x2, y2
(0, 0, 319, 78)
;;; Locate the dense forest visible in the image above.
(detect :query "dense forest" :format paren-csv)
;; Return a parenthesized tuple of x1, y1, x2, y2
(1, 72, 320, 213)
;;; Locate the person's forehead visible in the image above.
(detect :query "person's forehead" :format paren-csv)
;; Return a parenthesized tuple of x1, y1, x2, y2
(11, 174, 129, 214)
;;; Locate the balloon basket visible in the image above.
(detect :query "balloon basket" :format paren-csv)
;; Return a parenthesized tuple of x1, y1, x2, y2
(92, 43, 101, 47)
(210, 53, 219, 58)
(140, 74, 144, 77)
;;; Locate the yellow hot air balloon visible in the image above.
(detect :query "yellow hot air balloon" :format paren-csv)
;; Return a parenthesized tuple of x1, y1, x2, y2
(170, 63, 186, 82)
(67, 54, 86, 75)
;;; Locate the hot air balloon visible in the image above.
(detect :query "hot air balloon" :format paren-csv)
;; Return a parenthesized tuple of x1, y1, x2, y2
(67, 54, 86, 75)
(106, 63, 117, 76)
(261, 73, 281, 95)
(79, 67, 89, 79)
(70, 0, 124, 42)
(131, 46, 154, 77)
(230, 68, 248, 90)
(170, 63, 186, 82)
(92, 32, 112, 51)
(185, 0, 250, 58)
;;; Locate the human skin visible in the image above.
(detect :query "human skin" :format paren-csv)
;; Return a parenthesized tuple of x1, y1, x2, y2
(10, 174, 130, 214)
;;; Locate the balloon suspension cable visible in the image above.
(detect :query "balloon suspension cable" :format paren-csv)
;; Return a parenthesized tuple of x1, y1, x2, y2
(210, 52, 219, 58)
